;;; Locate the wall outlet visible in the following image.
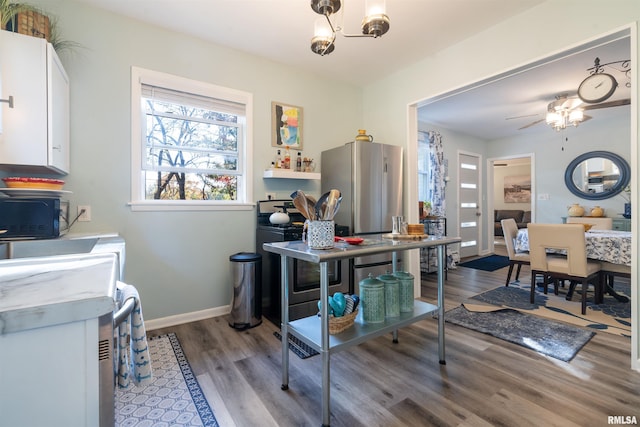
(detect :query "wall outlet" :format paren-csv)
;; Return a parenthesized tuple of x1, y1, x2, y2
(265, 192, 276, 200)
(78, 205, 91, 222)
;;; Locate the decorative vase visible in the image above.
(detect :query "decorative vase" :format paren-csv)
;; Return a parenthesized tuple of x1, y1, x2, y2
(567, 203, 585, 217)
(590, 206, 604, 217)
(624, 202, 631, 219)
(355, 129, 373, 142)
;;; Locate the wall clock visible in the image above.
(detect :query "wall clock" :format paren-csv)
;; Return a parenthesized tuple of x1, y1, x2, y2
(577, 73, 618, 103)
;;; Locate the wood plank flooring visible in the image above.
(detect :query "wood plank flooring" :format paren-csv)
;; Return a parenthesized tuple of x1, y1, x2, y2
(151, 246, 640, 426)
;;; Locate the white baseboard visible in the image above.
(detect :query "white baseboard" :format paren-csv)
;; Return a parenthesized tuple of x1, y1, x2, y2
(145, 305, 231, 331)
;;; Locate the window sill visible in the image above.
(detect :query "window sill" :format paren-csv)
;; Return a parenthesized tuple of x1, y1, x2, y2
(128, 201, 255, 212)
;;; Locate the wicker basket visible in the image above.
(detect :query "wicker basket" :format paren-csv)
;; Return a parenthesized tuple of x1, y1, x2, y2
(7, 11, 50, 41)
(329, 310, 358, 335)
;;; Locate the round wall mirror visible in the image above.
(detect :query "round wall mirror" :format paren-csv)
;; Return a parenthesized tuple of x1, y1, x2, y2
(564, 151, 630, 200)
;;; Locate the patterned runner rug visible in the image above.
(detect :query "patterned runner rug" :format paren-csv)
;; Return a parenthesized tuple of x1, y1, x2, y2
(116, 333, 219, 426)
(462, 280, 631, 337)
(445, 306, 594, 361)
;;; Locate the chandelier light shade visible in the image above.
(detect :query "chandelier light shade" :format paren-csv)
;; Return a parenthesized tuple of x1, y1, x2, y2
(362, 0, 389, 37)
(311, 17, 336, 55)
(310, 0, 390, 56)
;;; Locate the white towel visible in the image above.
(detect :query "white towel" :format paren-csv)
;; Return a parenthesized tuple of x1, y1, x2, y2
(116, 281, 152, 388)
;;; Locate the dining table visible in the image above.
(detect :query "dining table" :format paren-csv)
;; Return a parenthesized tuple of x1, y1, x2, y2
(515, 227, 631, 301)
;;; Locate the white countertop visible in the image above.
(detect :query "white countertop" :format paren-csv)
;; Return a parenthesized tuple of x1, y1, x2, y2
(0, 253, 118, 335)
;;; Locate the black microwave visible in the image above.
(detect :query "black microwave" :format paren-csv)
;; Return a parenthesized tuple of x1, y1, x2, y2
(0, 198, 69, 239)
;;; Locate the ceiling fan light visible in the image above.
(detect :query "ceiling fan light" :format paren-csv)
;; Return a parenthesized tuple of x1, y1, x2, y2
(546, 111, 560, 125)
(569, 109, 584, 125)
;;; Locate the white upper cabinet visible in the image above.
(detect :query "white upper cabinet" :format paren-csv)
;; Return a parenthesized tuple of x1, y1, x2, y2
(0, 31, 70, 174)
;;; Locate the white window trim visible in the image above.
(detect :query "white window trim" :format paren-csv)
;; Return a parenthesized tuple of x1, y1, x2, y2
(129, 66, 254, 211)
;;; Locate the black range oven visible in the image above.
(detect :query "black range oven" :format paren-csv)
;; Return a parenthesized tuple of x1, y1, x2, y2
(255, 199, 350, 325)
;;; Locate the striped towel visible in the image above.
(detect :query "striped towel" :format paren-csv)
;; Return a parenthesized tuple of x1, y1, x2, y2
(116, 281, 152, 388)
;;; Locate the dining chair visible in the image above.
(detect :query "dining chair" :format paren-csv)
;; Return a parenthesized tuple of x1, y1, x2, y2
(527, 223, 603, 315)
(566, 217, 613, 230)
(501, 218, 530, 286)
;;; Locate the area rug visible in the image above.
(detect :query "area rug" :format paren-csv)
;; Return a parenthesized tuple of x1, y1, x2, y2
(115, 333, 219, 427)
(464, 281, 631, 337)
(274, 331, 319, 359)
(445, 306, 594, 362)
(458, 255, 510, 271)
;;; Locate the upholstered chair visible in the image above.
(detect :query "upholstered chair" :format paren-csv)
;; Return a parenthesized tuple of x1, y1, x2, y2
(527, 223, 603, 315)
(501, 218, 530, 286)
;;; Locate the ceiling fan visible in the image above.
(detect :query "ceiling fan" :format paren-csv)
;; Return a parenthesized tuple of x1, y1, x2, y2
(507, 94, 631, 131)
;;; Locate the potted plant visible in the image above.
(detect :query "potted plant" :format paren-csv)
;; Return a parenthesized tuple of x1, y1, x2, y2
(1, 0, 41, 31)
(423, 201, 432, 217)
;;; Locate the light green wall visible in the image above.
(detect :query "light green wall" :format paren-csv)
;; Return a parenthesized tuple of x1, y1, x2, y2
(27, 0, 362, 320)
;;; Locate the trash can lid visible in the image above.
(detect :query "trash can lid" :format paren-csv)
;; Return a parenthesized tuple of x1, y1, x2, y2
(230, 252, 261, 262)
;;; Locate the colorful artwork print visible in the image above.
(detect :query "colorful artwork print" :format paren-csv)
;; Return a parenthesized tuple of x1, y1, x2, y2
(272, 102, 302, 149)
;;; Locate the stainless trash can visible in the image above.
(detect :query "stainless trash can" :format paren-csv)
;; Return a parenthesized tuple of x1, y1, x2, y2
(229, 252, 262, 329)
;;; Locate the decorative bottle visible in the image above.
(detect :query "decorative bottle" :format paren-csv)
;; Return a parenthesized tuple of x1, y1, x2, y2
(275, 150, 282, 168)
(296, 152, 302, 172)
(284, 147, 291, 169)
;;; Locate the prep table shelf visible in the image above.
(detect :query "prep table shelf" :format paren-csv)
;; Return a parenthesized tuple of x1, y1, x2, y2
(263, 234, 461, 427)
(288, 300, 438, 354)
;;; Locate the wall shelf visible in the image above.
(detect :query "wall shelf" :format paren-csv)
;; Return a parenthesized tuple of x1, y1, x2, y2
(263, 169, 320, 180)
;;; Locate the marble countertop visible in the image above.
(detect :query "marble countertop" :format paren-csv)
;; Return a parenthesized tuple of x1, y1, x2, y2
(0, 252, 119, 335)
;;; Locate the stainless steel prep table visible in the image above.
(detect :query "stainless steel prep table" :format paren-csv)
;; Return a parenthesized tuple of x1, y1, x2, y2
(263, 234, 461, 427)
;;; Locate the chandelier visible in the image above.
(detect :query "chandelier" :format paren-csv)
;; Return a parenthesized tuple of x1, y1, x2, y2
(310, 0, 390, 56)
(545, 96, 585, 131)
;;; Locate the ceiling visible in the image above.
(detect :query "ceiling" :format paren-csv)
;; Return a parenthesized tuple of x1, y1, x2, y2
(73, 0, 631, 141)
(418, 33, 632, 140)
(73, 0, 544, 87)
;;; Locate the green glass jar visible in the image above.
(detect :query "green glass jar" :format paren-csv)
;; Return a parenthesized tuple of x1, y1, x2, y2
(393, 271, 415, 313)
(359, 274, 385, 323)
(377, 273, 400, 318)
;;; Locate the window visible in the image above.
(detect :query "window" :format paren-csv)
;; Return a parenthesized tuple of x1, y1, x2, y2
(130, 67, 253, 211)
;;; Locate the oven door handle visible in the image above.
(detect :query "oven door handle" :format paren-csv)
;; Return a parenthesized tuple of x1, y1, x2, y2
(113, 297, 136, 328)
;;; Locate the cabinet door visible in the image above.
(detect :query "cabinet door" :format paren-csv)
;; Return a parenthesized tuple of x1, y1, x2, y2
(0, 31, 69, 174)
(0, 31, 48, 168)
(48, 43, 70, 173)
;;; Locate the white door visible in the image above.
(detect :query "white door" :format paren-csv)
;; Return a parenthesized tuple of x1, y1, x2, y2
(458, 152, 481, 258)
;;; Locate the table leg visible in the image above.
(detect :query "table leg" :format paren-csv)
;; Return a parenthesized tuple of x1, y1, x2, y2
(281, 255, 290, 390)
(391, 251, 399, 343)
(437, 244, 446, 364)
(320, 262, 331, 426)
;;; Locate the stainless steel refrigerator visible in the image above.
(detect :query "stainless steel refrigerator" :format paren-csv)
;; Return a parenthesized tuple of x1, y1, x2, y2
(321, 141, 403, 287)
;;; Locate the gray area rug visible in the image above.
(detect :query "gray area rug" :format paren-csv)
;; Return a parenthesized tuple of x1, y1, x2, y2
(445, 306, 594, 362)
(115, 333, 219, 426)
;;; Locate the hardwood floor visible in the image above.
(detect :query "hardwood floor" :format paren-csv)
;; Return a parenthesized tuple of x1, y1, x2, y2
(151, 247, 640, 427)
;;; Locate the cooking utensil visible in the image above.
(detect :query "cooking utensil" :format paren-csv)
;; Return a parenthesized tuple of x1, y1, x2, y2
(291, 190, 312, 220)
(332, 196, 342, 220)
(305, 194, 318, 220)
(315, 191, 330, 220)
(325, 189, 340, 220)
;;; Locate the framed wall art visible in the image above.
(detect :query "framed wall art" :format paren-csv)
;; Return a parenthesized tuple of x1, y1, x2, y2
(272, 101, 303, 149)
(504, 175, 532, 203)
